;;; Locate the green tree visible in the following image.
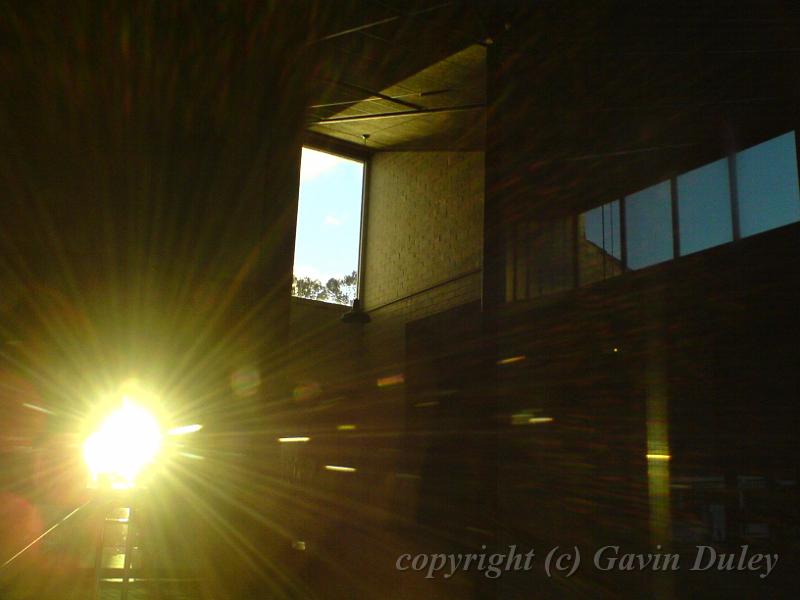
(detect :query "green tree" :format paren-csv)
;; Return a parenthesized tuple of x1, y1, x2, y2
(292, 270, 357, 305)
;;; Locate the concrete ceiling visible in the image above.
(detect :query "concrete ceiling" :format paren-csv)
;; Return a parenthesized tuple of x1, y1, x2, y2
(306, 1, 489, 151)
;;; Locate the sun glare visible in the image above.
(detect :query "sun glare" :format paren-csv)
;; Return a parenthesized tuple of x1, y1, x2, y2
(83, 397, 163, 489)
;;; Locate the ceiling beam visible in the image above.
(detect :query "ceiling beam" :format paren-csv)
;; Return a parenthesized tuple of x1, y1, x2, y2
(310, 88, 453, 110)
(310, 2, 453, 44)
(309, 103, 484, 126)
(320, 79, 425, 110)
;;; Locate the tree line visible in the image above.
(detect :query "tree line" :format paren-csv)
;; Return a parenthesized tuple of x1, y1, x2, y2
(292, 270, 357, 305)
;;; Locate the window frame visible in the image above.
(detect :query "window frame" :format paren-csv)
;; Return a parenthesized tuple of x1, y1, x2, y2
(733, 130, 800, 239)
(293, 134, 371, 306)
(506, 128, 800, 303)
(612, 129, 800, 272)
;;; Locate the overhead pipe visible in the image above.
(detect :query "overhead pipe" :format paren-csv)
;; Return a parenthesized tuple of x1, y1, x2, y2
(309, 88, 453, 110)
(309, 103, 485, 126)
(309, 2, 454, 44)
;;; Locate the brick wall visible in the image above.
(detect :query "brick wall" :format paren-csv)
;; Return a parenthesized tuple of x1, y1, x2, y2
(283, 149, 485, 530)
(363, 151, 484, 311)
(356, 150, 485, 394)
(286, 149, 485, 396)
(357, 151, 485, 522)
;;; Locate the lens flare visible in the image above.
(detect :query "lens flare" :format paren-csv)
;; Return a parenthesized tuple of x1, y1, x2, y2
(83, 398, 163, 488)
(167, 423, 203, 435)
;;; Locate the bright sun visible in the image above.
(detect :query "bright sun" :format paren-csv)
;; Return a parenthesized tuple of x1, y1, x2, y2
(83, 397, 163, 489)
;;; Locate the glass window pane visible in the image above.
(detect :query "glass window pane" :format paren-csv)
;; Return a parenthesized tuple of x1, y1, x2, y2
(505, 224, 516, 302)
(293, 147, 364, 306)
(737, 131, 800, 238)
(527, 217, 574, 297)
(514, 222, 528, 300)
(677, 158, 733, 255)
(624, 180, 673, 270)
(579, 200, 622, 285)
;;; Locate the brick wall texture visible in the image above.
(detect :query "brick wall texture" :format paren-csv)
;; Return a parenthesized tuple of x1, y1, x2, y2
(363, 151, 484, 312)
(284, 150, 486, 527)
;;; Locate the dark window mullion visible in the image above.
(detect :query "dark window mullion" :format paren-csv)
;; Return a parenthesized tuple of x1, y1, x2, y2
(728, 152, 741, 241)
(571, 214, 579, 289)
(670, 176, 680, 258)
(527, 220, 534, 299)
(515, 222, 520, 301)
(356, 155, 370, 300)
(509, 224, 516, 302)
(795, 128, 800, 213)
(620, 196, 628, 270)
(601, 203, 607, 280)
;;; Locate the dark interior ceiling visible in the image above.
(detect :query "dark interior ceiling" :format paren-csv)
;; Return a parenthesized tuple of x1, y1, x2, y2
(305, 1, 490, 151)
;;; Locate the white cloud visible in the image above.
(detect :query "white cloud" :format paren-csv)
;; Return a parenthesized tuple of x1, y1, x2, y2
(324, 215, 342, 226)
(300, 147, 340, 182)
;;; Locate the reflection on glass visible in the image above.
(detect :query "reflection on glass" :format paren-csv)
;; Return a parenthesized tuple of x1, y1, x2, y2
(579, 200, 622, 285)
(677, 159, 733, 255)
(625, 181, 673, 270)
(503, 131, 800, 304)
(515, 222, 528, 300)
(528, 217, 574, 297)
(736, 131, 800, 238)
(505, 224, 516, 302)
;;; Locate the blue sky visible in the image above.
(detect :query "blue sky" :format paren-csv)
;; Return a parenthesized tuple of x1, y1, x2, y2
(737, 131, 800, 237)
(593, 130, 800, 269)
(293, 147, 364, 283)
